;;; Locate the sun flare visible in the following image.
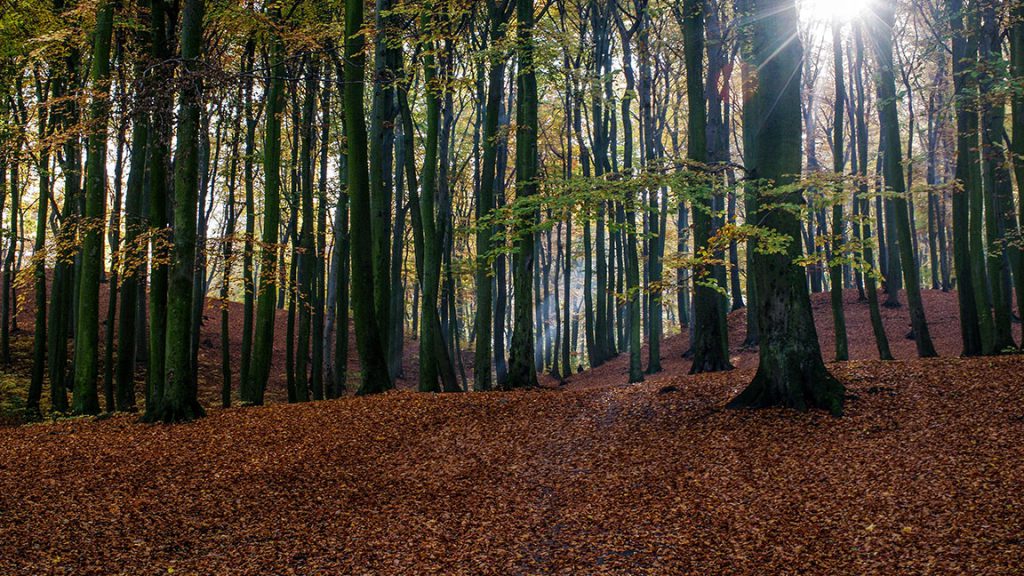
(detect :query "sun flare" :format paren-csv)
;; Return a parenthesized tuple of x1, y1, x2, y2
(800, 0, 872, 22)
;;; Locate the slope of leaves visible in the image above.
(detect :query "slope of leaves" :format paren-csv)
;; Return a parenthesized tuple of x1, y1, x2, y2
(1, 352, 1022, 574)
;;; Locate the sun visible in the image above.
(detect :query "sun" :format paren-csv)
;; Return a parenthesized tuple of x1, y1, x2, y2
(800, 0, 871, 22)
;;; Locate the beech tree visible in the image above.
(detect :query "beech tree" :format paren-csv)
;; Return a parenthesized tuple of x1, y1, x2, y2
(507, 0, 539, 390)
(346, 0, 391, 395)
(869, 0, 937, 359)
(729, 0, 844, 415)
(71, 0, 115, 416)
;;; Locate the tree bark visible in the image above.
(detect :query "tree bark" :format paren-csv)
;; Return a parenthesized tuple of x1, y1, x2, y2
(729, 0, 844, 415)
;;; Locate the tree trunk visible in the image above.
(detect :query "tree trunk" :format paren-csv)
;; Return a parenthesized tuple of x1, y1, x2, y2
(295, 56, 320, 403)
(870, 2, 937, 358)
(72, 0, 115, 415)
(347, 0, 392, 395)
(157, 0, 206, 421)
(830, 17, 849, 362)
(144, 0, 171, 419)
(684, 0, 731, 374)
(27, 73, 51, 419)
(474, 0, 511, 390)
(729, 0, 844, 416)
(370, 0, 398, 370)
(240, 37, 257, 399)
(508, 0, 540, 389)
(979, 3, 1016, 351)
(1011, 0, 1024, 335)
(248, 6, 286, 406)
(853, 24, 892, 361)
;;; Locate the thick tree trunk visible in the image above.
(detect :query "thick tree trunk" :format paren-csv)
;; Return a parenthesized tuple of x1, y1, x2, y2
(144, 0, 171, 419)
(1011, 0, 1024, 334)
(729, 0, 844, 415)
(979, 3, 1016, 351)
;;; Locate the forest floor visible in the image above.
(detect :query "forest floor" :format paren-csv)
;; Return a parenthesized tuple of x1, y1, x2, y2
(0, 287, 1022, 574)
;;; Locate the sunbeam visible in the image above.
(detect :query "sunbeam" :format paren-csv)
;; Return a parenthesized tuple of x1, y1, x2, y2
(800, 0, 872, 22)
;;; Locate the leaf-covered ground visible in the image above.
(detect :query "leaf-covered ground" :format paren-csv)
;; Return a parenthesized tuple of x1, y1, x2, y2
(1, 353, 1022, 574)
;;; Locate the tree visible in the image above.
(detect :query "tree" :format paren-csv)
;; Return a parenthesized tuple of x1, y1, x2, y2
(853, 23, 892, 362)
(157, 0, 206, 422)
(829, 16, 849, 362)
(295, 56, 320, 403)
(47, 0, 81, 416)
(978, 0, 1016, 351)
(239, 35, 259, 398)
(870, 1, 937, 358)
(474, 0, 513, 391)
(369, 0, 399, 377)
(729, 0, 844, 416)
(507, 0, 539, 389)
(115, 18, 150, 412)
(248, 4, 286, 406)
(345, 0, 391, 395)
(1012, 0, 1024, 341)
(144, 0, 172, 420)
(72, 0, 115, 415)
(949, 0, 993, 354)
(26, 65, 51, 419)
(683, 0, 731, 375)
(417, 9, 444, 393)
(221, 77, 242, 408)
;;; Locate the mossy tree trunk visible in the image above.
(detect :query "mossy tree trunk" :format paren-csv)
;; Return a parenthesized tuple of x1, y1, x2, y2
(507, 0, 540, 389)
(346, 0, 392, 395)
(72, 0, 115, 416)
(729, 0, 844, 416)
(158, 0, 206, 422)
(144, 0, 172, 420)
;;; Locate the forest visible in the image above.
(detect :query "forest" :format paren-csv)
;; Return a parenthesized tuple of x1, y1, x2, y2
(0, 0, 1021, 573)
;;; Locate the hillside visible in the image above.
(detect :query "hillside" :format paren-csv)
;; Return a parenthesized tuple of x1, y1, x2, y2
(0, 355, 1021, 574)
(0, 288, 1022, 573)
